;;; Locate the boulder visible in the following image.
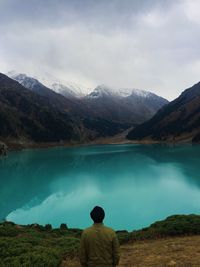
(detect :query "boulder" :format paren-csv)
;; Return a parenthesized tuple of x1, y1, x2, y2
(0, 142, 8, 156)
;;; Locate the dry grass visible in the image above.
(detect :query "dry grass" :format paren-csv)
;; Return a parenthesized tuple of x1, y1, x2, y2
(62, 236, 200, 267)
(120, 236, 200, 267)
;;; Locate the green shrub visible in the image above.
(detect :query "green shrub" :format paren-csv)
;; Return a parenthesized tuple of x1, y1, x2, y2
(131, 214, 200, 240)
(60, 223, 68, 230)
(1, 214, 200, 265)
(45, 224, 52, 231)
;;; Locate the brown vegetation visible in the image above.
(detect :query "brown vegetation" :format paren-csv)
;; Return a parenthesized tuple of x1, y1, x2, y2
(62, 236, 200, 267)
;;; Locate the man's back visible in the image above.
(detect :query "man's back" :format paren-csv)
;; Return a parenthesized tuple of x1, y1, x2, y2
(80, 223, 120, 267)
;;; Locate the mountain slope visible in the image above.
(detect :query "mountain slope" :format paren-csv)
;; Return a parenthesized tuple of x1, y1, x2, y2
(7, 72, 83, 113)
(50, 81, 91, 98)
(83, 85, 168, 124)
(8, 71, 92, 98)
(127, 81, 200, 142)
(0, 73, 83, 143)
(8, 73, 168, 126)
(1, 73, 132, 144)
(35, 72, 92, 98)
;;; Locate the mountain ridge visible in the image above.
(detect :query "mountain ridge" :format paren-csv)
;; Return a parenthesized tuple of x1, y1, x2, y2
(9, 72, 168, 126)
(127, 81, 200, 143)
(8, 71, 92, 98)
(0, 73, 133, 147)
(8, 71, 169, 101)
(0, 73, 82, 143)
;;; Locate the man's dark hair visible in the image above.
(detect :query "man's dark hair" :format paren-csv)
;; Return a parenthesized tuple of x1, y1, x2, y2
(90, 206, 105, 223)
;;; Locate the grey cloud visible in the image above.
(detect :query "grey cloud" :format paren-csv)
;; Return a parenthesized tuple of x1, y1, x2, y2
(0, 0, 200, 100)
(0, 0, 174, 30)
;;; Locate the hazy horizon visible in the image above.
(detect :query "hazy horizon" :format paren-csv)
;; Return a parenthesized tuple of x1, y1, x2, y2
(0, 0, 200, 100)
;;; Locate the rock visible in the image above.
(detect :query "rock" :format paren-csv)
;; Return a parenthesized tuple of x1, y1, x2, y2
(167, 260, 177, 266)
(0, 142, 8, 156)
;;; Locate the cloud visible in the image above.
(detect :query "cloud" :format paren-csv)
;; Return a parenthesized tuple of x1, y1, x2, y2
(0, 0, 200, 99)
(6, 163, 200, 230)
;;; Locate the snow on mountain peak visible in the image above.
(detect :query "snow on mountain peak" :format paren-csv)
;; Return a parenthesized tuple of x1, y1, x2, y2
(87, 84, 152, 99)
(7, 71, 93, 98)
(7, 71, 41, 90)
(130, 88, 152, 98)
(88, 84, 116, 98)
(39, 74, 92, 98)
(7, 71, 154, 100)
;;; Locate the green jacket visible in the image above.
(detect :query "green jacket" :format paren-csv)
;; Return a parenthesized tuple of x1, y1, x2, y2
(79, 223, 120, 267)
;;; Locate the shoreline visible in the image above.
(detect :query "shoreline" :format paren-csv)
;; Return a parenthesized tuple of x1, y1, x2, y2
(1, 128, 198, 155)
(1, 137, 196, 154)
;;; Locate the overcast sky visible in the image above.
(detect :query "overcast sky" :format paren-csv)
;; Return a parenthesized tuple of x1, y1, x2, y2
(0, 0, 200, 100)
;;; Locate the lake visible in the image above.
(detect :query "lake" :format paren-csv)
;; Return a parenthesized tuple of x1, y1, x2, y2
(0, 144, 200, 231)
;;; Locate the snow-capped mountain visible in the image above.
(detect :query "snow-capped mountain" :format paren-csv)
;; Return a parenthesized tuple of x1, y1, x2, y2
(6, 71, 82, 113)
(0, 73, 84, 144)
(7, 71, 39, 89)
(83, 84, 169, 124)
(127, 81, 200, 142)
(39, 73, 92, 98)
(52, 81, 92, 98)
(7, 71, 92, 98)
(8, 71, 155, 100)
(87, 84, 158, 99)
(87, 85, 116, 98)
(7, 71, 169, 126)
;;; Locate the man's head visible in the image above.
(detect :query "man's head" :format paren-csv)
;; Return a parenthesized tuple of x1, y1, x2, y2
(90, 206, 105, 223)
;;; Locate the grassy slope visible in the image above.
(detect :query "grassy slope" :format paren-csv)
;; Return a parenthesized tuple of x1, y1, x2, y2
(1, 215, 200, 266)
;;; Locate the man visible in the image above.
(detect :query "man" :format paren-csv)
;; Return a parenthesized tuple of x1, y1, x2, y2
(79, 206, 120, 267)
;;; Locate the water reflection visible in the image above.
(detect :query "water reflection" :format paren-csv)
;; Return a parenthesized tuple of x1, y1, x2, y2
(1, 144, 200, 230)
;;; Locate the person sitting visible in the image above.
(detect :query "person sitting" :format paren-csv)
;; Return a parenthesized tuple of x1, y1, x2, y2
(79, 206, 120, 267)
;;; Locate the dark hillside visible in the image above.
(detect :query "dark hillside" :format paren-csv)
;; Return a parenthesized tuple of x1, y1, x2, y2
(127, 82, 200, 142)
(0, 73, 81, 142)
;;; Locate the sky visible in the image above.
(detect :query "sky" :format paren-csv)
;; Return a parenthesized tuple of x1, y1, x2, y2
(0, 0, 200, 100)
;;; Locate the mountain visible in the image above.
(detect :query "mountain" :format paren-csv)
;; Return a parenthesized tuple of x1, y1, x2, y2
(127, 81, 200, 142)
(49, 81, 92, 98)
(83, 85, 169, 125)
(36, 72, 92, 98)
(7, 72, 82, 112)
(8, 73, 168, 126)
(0, 73, 131, 145)
(8, 71, 92, 98)
(87, 84, 154, 98)
(0, 73, 85, 143)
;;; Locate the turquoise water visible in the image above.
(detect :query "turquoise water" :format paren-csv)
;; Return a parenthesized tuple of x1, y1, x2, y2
(0, 144, 200, 231)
